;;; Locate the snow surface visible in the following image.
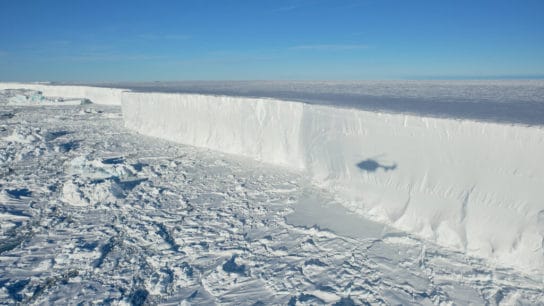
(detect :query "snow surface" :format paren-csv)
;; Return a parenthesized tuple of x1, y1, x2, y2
(1, 90, 543, 304)
(0, 83, 124, 106)
(122, 90, 544, 276)
(1, 82, 543, 278)
(0, 89, 92, 106)
(104, 80, 544, 125)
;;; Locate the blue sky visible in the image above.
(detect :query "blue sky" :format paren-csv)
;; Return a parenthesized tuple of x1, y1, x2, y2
(0, 0, 543, 81)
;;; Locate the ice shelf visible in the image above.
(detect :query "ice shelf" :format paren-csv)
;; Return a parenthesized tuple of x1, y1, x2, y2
(122, 91, 544, 276)
(2, 82, 543, 276)
(0, 83, 125, 105)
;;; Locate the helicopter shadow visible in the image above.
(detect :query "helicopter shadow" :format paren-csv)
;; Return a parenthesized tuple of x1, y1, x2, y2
(356, 157, 397, 172)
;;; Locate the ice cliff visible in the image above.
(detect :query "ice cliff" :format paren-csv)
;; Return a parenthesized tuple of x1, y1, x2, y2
(122, 91, 544, 276)
(1, 82, 543, 276)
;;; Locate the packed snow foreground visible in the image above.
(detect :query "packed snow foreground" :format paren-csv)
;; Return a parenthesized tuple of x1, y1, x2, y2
(2, 82, 544, 277)
(0, 82, 543, 304)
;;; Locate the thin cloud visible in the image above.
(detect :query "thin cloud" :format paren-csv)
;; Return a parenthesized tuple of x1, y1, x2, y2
(271, 5, 299, 13)
(137, 34, 191, 41)
(57, 52, 166, 62)
(270, 0, 324, 13)
(334, 0, 373, 10)
(290, 44, 369, 51)
(174, 50, 278, 65)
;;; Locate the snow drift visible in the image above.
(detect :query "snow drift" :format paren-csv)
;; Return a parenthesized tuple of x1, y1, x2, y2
(122, 91, 544, 276)
(0, 83, 124, 105)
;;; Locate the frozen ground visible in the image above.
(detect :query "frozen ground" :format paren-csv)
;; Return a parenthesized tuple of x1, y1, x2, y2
(1, 90, 543, 304)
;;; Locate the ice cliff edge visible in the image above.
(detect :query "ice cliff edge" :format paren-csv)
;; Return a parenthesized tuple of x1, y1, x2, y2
(1, 82, 543, 277)
(122, 91, 544, 277)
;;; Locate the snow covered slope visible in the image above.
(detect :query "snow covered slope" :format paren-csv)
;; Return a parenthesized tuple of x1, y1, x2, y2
(0, 83, 124, 105)
(122, 91, 544, 276)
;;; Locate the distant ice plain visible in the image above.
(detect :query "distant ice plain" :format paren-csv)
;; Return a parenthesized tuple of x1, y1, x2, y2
(91, 80, 544, 125)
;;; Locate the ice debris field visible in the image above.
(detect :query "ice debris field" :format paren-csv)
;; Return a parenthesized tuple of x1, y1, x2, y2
(0, 81, 543, 304)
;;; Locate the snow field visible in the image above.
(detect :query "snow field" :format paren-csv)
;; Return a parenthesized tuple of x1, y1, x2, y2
(1, 82, 543, 276)
(0, 89, 92, 106)
(1, 88, 543, 303)
(0, 83, 124, 106)
(122, 91, 544, 276)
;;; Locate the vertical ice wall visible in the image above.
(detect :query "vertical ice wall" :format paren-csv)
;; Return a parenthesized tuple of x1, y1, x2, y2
(302, 105, 544, 275)
(122, 92, 306, 169)
(0, 83, 124, 105)
(1, 82, 542, 275)
(121, 92, 544, 275)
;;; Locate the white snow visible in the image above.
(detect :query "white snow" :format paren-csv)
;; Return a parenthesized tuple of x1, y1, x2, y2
(2, 82, 543, 277)
(1, 87, 543, 304)
(121, 90, 544, 276)
(109, 80, 544, 125)
(122, 92, 306, 169)
(0, 89, 91, 106)
(301, 106, 544, 275)
(0, 83, 124, 105)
